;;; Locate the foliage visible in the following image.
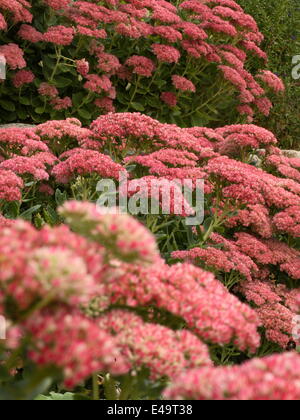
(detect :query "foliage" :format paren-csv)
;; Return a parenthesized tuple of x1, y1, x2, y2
(237, 0, 300, 149)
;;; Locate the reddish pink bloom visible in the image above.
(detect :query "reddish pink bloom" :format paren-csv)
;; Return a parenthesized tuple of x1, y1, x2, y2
(257, 70, 285, 92)
(76, 26, 107, 39)
(255, 97, 273, 116)
(60, 200, 159, 266)
(273, 207, 300, 238)
(153, 26, 182, 42)
(0, 43, 26, 69)
(76, 59, 89, 77)
(94, 97, 115, 113)
(50, 96, 72, 110)
(151, 44, 181, 63)
(125, 55, 156, 77)
(84, 74, 112, 93)
(0, 12, 7, 30)
(219, 65, 247, 90)
(98, 310, 212, 380)
(164, 353, 300, 400)
(0, 156, 50, 181)
(18, 24, 43, 43)
(52, 149, 124, 184)
(43, 25, 74, 46)
(43, 0, 70, 10)
(0, 169, 23, 201)
(25, 308, 128, 388)
(172, 75, 196, 92)
(161, 92, 177, 107)
(38, 82, 59, 98)
(12, 69, 35, 88)
(97, 52, 121, 74)
(100, 261, 260, 351)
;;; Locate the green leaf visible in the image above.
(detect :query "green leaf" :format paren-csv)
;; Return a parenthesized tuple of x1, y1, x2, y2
(55, 189, 68, 207)
(72, 92, 85, 107)
(35, 107, 46, 115)
(131, 102, 145, 111)
(20, 205, 42, 221)
(0, 100, 16, 112)
(54, 76, 72, 88)
(78, 108, 91, 120)
(36, 392, 75, 401)
(19, 97, 31, 106)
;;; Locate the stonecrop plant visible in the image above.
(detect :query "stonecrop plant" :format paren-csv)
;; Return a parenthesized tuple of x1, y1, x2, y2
(0, 0, 299, 403)
(0, 0, 284, 127)
(0, 110, 299, 400)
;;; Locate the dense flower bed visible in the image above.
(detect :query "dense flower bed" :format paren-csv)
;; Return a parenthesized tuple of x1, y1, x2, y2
(0, 0, 284, 127)
(0, 0, 299, 403)
(0, 111, 299, 400)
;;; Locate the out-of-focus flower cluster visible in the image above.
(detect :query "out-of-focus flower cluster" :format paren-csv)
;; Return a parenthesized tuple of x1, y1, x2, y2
(164, 353, 300, 400)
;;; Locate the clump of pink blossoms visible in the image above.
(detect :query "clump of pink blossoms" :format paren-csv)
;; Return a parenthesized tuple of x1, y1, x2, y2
(24, 308, 128, 388)
(164, 353, 300, 400)
(59, 200, 160, 266)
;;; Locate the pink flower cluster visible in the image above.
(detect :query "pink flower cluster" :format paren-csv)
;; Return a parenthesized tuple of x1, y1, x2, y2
(101, 261, 260, 352)
(0, 221, 104, 311)
(98, 310, 212, 380)
(164, 353, 300, 400)
(236, 279, 300, 348)
(174, 232, 300, 283)
(60, 200, 160, 266)
(25, 308, 128, 388)
(52, 149, 124, 184)
(0, 168, 23, 201)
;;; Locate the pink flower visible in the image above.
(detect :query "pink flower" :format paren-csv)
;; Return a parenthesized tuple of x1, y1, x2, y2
(97, 52, 121, 74)
(98, 310, 212, 380)
(161, 92, 177, 107)
(0, 0, 32, 24)
(125, 56, 156, 78)
(153, 26, 182, 42)
(76, 26, 107, 39)
(12, 70, 35, 88)
(219, 65, 247, 90)
(43, 0, 70, 10)
(0, 12, 7, 30)
(0, 169, 23, 201)
(273, 207, 300, 237)
(38, 82, 59, 98)
(255, 97, 273, 116)
(25, 308, 128, 388)
(43, 25, 74, 46)
(172, 75, 196, 92)
(101, 261, 260, 351)
(257, 70, 285, 92)
(50, 96, 72, 110)
(94, 97, 115, 113)
(84, 74, 112, 93)
(0, 156, 50, 181)
(76, 59, 89, 77)
(18, 24, 43, 43)
(164, 353, 300, 400)
(0, 43, 26, 69)
(52, 149, 124, 183)
(59, 200, 160, 266)
(151, 44, 181, 63)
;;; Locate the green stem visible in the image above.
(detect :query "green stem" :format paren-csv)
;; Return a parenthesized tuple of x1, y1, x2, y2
(126, 75, 141, 111)
(49, 47, 62, 83)
(92, 373, 100, 401)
